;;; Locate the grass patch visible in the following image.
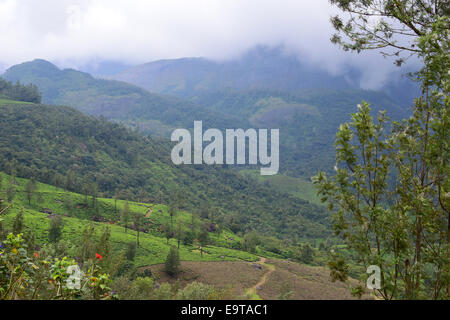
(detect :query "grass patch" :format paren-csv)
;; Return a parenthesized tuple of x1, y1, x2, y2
(0, 171, 258, 266)
(239, 169, 322, 205)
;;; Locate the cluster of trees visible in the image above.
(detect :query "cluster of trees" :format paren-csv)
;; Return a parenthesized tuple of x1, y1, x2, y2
(315, 0, 449, 300)
(0, 78, 41, 103)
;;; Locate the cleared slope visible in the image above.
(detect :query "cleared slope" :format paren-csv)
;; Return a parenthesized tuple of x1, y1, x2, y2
(0, 171, 258, 266)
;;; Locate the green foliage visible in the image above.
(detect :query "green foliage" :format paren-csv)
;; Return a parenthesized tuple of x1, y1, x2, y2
(243, 232, 261, 253)
(128, 277, 155, 300)
(176, 281, 223, 300)
(328, 256, 349, 283)
(183, 230, 195, 246)
(192, 89, 406, 179)
(12, 211, 24, 235)
(78, 224, 97, 264)
(277, 281, 293, 300)
(125, 242, 136, 261)
(120, 202, 130, 233)
(6, 183, 15, 203)
(198, 228, 210, 257)
(2, 60, 245, 137)
(315, 7, 449, 299)
(297, 243, 315, 264)
(164, 246, 180, 276)
(24, 179, 36, 205)
(240, 170, 322, 205)
(0, 171, 261, 266)
(96, 227, 112, 263)
(329, 0, 447, 64)
(0, 101, 329, 241)
(0, 78, 41, 103)
(0, 233, 115, 300)
(48, 215, 63, 243)
(175, 220, 184, 249)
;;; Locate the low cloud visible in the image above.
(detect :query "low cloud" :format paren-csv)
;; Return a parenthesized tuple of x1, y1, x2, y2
(0, 0, 416, 89)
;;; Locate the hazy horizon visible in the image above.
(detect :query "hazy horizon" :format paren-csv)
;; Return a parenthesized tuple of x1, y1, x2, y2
(0, 0, 420, 90)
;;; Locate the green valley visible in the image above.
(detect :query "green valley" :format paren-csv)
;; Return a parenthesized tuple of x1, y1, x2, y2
(0, 98, 329, 241)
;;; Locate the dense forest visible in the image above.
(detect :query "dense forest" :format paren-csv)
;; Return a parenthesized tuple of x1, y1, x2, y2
(0, 78, 41, 103)
(0, 101, 329, 240)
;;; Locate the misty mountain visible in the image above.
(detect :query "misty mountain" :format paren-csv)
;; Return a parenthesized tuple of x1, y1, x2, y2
(2, 57, 409, 179)
(111, 46, 420, 107)
(79, 60, 133, 77)
(2, 59, 247, 136)
(189, 88, 408, 178)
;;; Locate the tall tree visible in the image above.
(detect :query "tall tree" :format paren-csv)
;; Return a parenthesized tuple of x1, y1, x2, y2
(175, 220, 184, 249)
(198, 228, 209, 257)
(163, 222, 172, 245)
(79, 224, 96, 264)
(168, 204, 176, 229)
(90, 182, 98, 208)
(126, 242, 136, 261)
(6, 183, 15, 203)
(314, 1, 449, 299)
(96, 227, 111, 268)
(114, 189, 120, 214)
(48, 215, 63, 243)
(12, 210, 24, 235)
(133, 213, 144, 248)
(164, 246, 180, 276)
(24, 178, 37, 205)
(121, 202, 130, 233)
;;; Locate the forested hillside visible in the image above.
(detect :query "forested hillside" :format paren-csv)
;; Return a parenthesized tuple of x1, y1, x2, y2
(111, 46, 420, 106)
(0, 100, 329, 240)
(0, 78, 41, 103)
(2, 61, 409, 179)
(190, 88, 408, 177)
(2, 60, 246, 136)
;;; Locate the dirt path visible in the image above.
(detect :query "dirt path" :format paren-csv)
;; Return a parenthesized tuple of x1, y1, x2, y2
(246, 257, 275, 299)
(145, 208, 152, 218)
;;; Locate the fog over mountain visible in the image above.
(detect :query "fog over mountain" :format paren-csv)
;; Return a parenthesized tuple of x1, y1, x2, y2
(0, 0, 419, 90)
(108, 46, 419, 106)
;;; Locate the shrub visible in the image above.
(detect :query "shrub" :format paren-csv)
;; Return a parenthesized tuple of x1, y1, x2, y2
(176, 282, 221, 300)
(164, 246, 180, 276)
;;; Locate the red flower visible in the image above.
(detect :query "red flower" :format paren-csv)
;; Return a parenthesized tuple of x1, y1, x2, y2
(34, 252, 39, 258)
(96, 253, 103, 260)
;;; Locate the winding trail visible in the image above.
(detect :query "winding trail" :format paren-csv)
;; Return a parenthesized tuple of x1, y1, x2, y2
(246, 257, 276, 299)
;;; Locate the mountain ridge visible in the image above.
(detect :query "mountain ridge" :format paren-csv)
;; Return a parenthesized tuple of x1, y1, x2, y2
(109, 46, 420, 107)
(2, 59, 247, 136)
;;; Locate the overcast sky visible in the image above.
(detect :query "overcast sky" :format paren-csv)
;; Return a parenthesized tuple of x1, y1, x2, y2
(0, 0, 416, 89)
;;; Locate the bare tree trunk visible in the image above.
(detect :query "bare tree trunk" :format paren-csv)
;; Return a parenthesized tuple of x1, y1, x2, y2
(415, 216, 422, 294)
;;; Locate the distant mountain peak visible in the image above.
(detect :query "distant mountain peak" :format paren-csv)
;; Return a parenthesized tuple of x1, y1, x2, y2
(8, 58, 58, 71)
(3, 59, 61, 81)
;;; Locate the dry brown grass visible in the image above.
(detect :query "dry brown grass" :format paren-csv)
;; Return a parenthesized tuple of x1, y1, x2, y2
(143, 259, 375, 300)
(145, 260, 267, 297)
(259, 259, 374, 300)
